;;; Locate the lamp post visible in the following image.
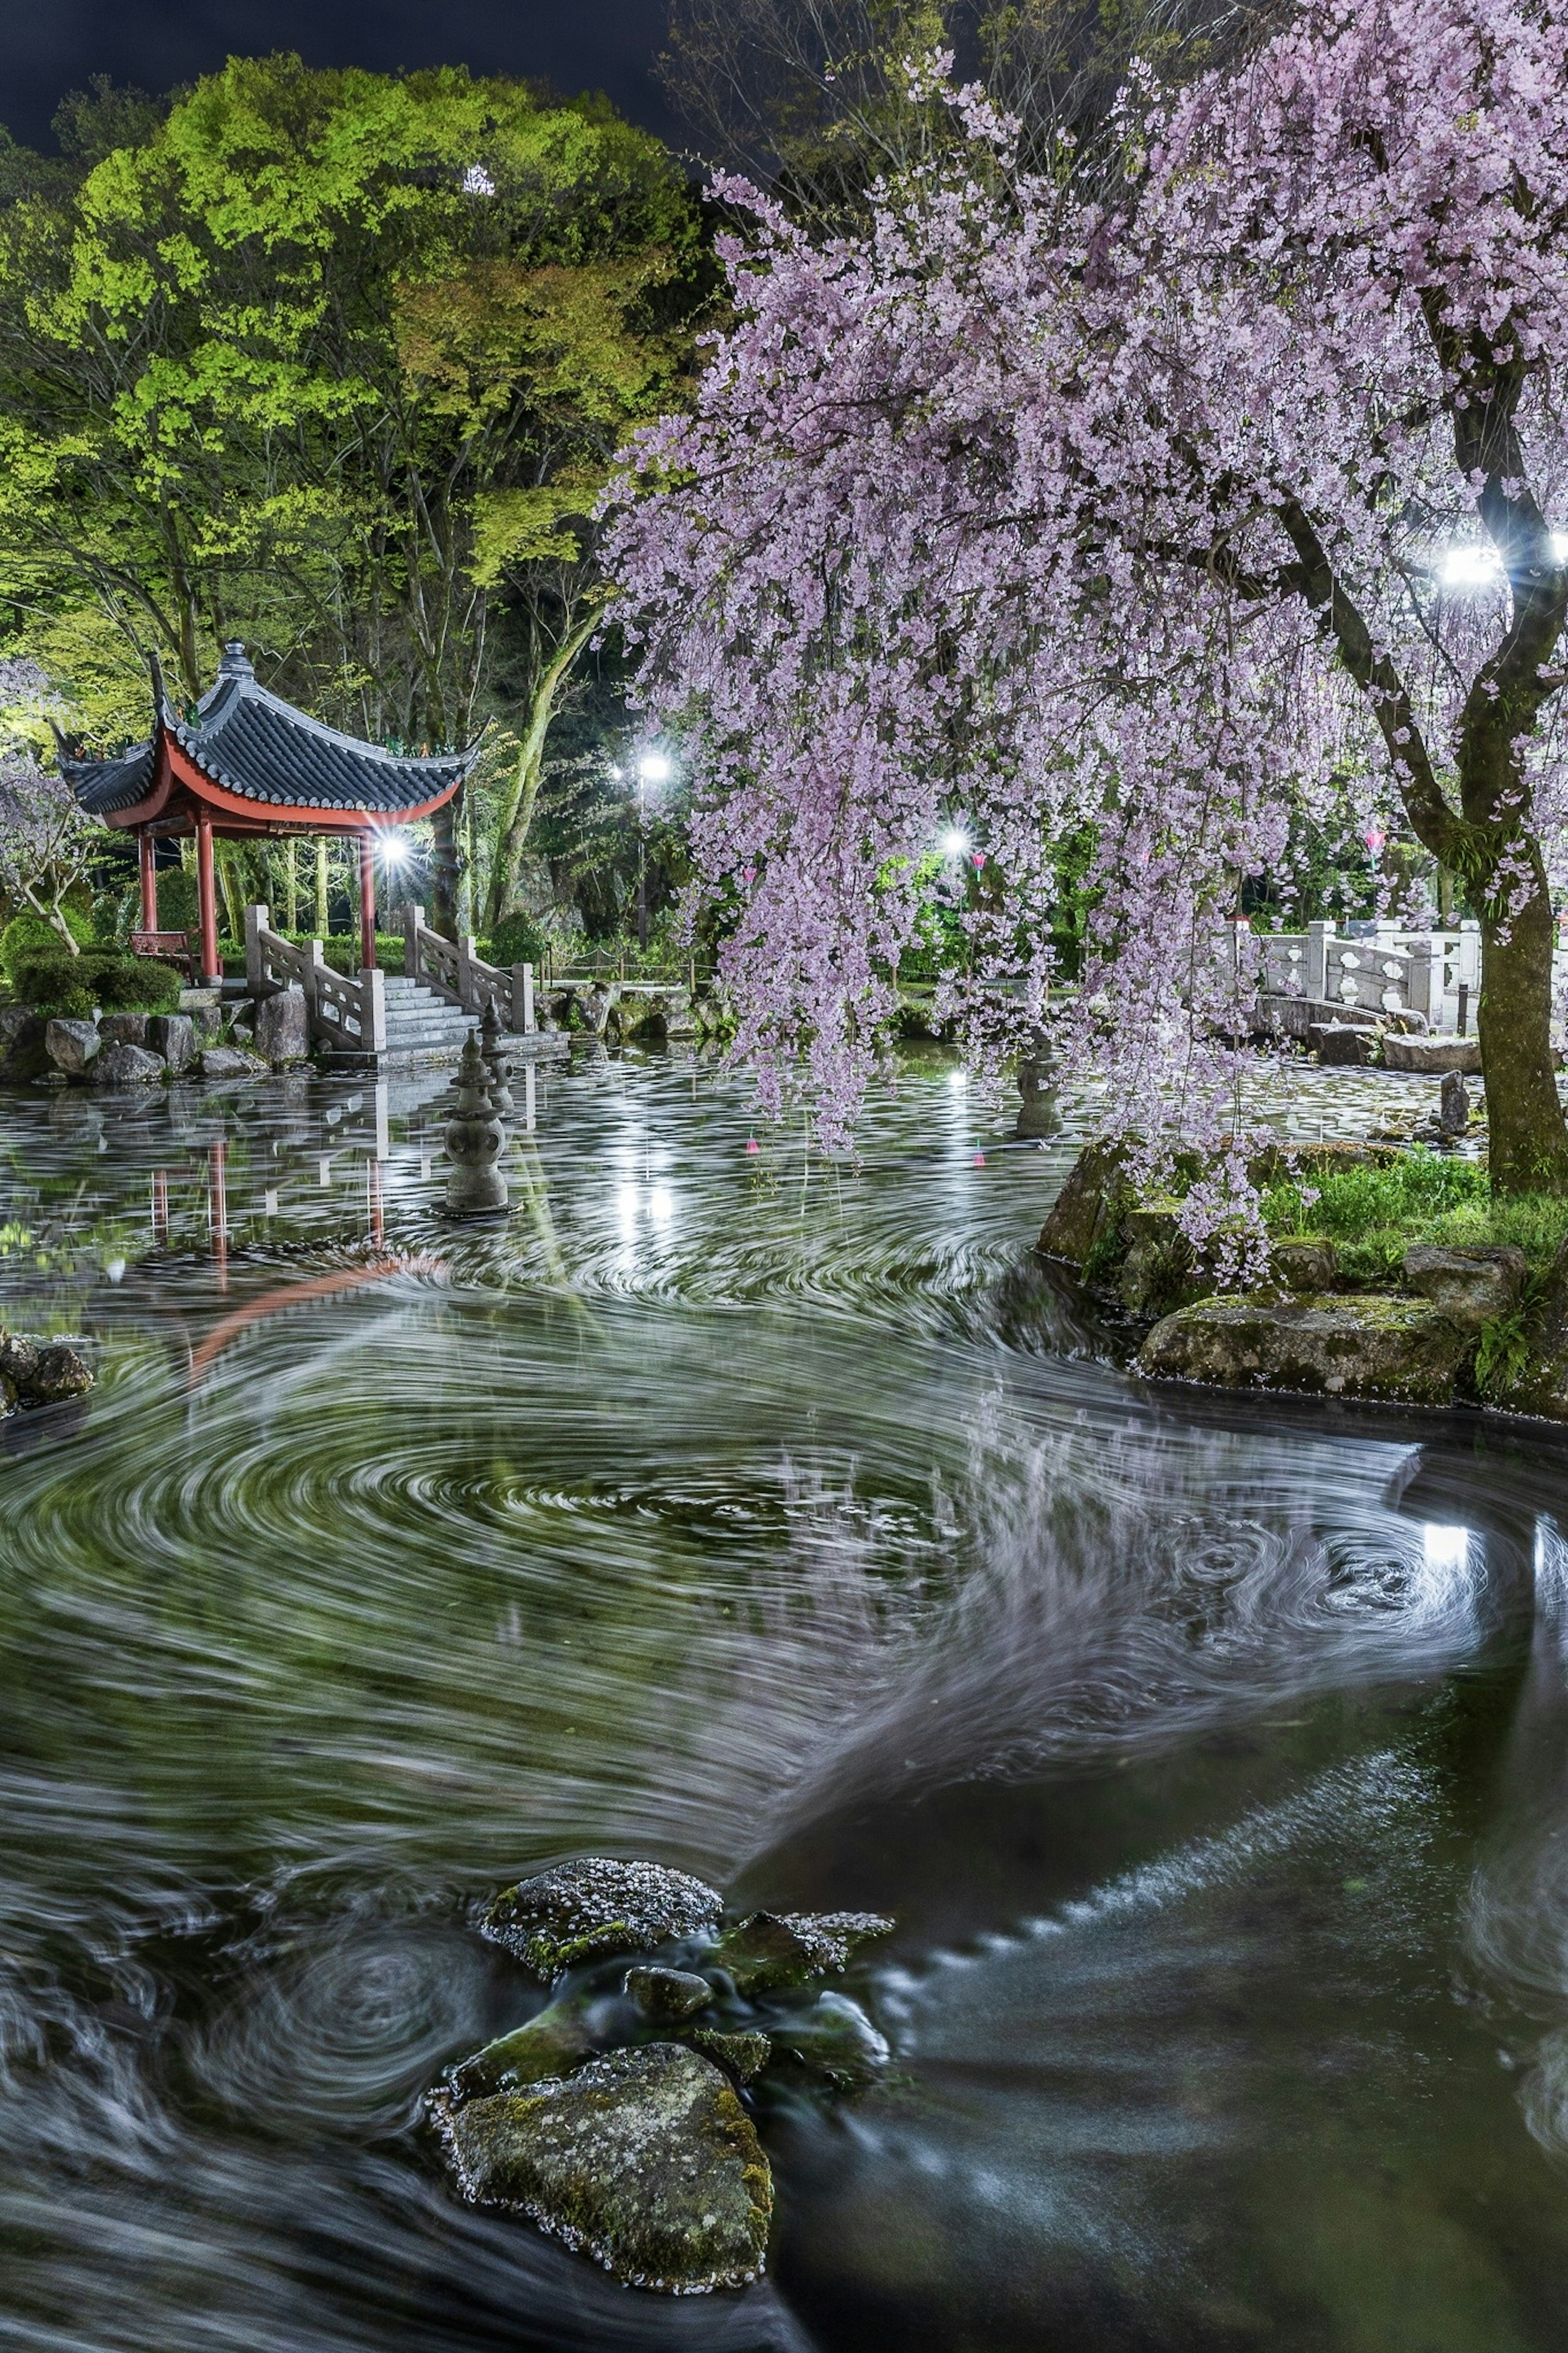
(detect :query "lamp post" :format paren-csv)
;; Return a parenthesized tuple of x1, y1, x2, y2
(635, 751, 671, 951)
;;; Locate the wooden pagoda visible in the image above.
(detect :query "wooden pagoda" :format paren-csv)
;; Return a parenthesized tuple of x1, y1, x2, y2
(58, 644, 475, 985)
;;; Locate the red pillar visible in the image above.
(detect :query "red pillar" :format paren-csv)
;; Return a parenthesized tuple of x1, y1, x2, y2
(359, 831, 377, 970)
(195, 811, 220, 984)
(138, 830, 158, 931)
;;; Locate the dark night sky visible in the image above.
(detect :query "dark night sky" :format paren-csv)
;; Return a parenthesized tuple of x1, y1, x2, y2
(0, 1, 682, 152)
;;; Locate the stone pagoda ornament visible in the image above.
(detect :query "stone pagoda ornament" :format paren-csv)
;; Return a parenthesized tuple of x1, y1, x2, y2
(479, 997, 515, 1117)
(443, 1031, 509, 1215)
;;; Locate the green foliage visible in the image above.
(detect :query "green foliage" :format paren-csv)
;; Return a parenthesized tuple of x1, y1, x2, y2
(1, 905, 92, 984)
(95, 957, 182, 1013)
(6, 942, 182, 1013)
(270, 932, 407, 976)
(1261, 1149, 1568, 1281)
(0, 50, 704, 919)
(1474, 1306, 1537, 1401)
(485, 910, 547, 966)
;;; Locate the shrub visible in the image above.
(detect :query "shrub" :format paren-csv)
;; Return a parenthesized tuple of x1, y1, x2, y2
(485, 910, 546, 967)
(0, 906, 92, 986)
(7, 943, 183, 1015)
(95, 956, 183, 1013)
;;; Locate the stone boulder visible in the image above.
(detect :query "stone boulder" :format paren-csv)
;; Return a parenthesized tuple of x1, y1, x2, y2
(253, 987, 309, 1064)
(92, 1042, 165, 1090)
(687, 2028, 771, 2083)
(1137, 1294, 1475, 1404)
(483, 1858, 724, 1981)
(1270, 1238, 1338, 1292)
(431, 2044, 772, 2292)
(1117, 1199, 1198, 1316)
(1403, 1245, 1526, 1326)
(146, 1013, 196, 1073)
(0, 1008, 50, 1084)
(1309, 1022, 1376, 1066)
(1036, 1141, 1130, 1265)
(198, 1045, 268, 1080)
(98, 1013, 149, 1048)
(709, 1910, 893, 1995)
(765, 1993, 890, 2090)
(45, 1018, 99, 1076)
(447, 1992, 599, 2101)
(1382, 1035, 1482, 1075)
(624, 1966, 714, 2025)
(0, 1333, 93, 1406)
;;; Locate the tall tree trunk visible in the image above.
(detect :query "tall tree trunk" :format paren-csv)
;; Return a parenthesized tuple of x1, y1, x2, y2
(482, 608, 601, 932)
(1478, 850, 1568, 1194)
(430, 792, 462, 940)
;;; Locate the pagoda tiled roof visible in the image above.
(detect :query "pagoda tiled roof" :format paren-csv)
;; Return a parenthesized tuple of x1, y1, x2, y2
(60, 646, 474, 821)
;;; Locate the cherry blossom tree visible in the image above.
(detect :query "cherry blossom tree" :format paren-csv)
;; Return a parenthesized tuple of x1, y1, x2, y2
(0, 660, 104, 954)
(609, 0, 1568, 1198)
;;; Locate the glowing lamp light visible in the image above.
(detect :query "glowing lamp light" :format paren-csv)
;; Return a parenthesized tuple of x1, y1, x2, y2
(972, 852, 987, 871)
(1364, 828, 1387, 853)
(1439, 544, 1502, 589)
(637, 750, 673, 785)
(938, 827, 971, 858)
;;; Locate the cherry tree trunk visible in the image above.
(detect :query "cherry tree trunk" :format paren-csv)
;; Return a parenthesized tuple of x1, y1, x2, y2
(1478, 853, 1568, 1195)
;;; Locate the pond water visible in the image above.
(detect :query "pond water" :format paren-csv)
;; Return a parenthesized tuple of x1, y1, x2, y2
(2, 1046, 1568, 2352)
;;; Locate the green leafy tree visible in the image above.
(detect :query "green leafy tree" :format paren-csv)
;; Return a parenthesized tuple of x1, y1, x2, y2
(0, 56, 699, 930)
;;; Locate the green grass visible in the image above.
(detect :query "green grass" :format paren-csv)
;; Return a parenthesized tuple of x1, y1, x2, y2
(1260, 1148, 1568, 1284)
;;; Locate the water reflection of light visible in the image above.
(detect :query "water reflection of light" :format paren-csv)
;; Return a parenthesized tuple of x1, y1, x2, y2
(616, 1182, 639, 1232)
(648, 1186, 674, 1227)
(1423, 1524, 1471, 1572)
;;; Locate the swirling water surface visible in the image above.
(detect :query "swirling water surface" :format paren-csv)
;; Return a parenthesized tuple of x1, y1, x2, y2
(3, 1045, 1568, 2351)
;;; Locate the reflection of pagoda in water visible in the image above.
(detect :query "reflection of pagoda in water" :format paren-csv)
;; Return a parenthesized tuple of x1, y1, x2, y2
(58, 643, 476, 984)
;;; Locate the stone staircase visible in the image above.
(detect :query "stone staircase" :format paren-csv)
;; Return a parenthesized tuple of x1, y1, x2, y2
(376, 974, 478, 1061)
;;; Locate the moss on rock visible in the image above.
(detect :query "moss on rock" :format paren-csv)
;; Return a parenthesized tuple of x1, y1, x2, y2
(482, 1858, 724, 1980)
(431, 2043, 772, 2293)
(1136, 1294, 1476, 1404)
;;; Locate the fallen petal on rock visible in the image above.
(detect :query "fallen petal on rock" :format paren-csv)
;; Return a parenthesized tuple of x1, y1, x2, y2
(432, 2042, 772, 2293)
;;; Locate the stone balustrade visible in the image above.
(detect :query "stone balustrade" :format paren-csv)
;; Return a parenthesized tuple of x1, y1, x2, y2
(403, 905, 535, 1033)
(243, 904, 388, 1055)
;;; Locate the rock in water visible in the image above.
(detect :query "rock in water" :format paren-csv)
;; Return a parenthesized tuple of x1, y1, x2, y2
(445, 1992, 599, 2099)
(688, 2028, 771, 2084)
(91, 1042, 165, 1089)
(1437, 1069, 1470, 1138)
(624, 1965, 714, 2023)
(767, 1994, 891, 2089)
(710, 1910, 895, 1994)
(483, 1858, 724, 1979)
(432, 2043, 771, 2293)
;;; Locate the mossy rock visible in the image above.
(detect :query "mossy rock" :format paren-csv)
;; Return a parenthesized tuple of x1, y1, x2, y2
(444, 1992, 598, 2099)
(1136, 1293, 1475, 1404)
(624, 1965, 714, 2024)
(687, 2027, 771, 2083)
(431, 2043, 772, 2293)
(482, 1858, 723, 1981)
(1036, 1140, 1131, 1267)
(765, 1993, 890, 2090)
(708, 1909, 893, 1995)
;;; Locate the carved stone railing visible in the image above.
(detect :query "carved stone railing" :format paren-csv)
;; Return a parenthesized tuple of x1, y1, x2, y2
(243, 904, 387, 1055)
(403, 905, 535, 1032)
(1258, 920, 1484, 1029)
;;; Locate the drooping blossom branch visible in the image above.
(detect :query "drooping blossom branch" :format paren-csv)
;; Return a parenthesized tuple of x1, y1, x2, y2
(607, 0, 1568, 1201)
